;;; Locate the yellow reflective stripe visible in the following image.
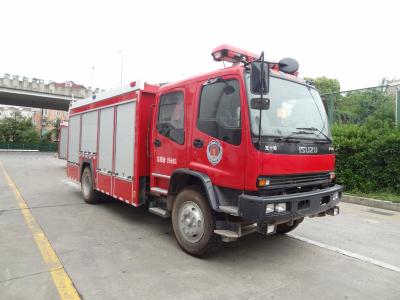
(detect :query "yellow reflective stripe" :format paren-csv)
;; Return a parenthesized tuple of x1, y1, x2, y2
(0, 161, 80, 300)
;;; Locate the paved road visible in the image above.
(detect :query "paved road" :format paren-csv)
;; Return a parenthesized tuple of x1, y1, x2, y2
(1, 152, 399, 300)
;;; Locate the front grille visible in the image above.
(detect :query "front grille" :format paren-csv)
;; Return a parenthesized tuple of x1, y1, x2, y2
(255, 172, 331, 197)
(268, 172, 330, 188)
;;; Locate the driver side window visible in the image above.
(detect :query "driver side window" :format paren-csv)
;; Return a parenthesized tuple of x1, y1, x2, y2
(197, 79, 241, 145)
(157, 91, 184, 145)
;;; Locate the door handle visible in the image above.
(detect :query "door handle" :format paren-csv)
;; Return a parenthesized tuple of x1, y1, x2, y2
(154, 139, 161, 147)
(193, 138, 204, 148)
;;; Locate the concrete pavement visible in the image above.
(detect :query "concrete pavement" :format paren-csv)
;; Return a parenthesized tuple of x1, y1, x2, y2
(0, 152, 399, 300)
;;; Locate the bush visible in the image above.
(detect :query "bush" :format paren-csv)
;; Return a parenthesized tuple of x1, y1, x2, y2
(333, 124, 400, 193)
(0, 112, 40, 143)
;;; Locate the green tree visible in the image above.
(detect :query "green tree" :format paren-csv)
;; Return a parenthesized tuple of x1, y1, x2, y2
(335, 90, 394, 126)
(314, 77, 341, 94)
(304, 76, 341, 94)
(41, 130, 53, 143)
(21, 128, 40, 143)
(52, 118, 61, 141)
(0, 112, 40, 143)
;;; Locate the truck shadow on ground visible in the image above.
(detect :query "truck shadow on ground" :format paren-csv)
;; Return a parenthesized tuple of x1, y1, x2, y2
(95, 195, 304, 261)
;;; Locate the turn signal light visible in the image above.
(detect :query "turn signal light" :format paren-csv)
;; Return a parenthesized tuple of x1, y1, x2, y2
(257, 178, 270, 187)
(329, 172, 336, 182)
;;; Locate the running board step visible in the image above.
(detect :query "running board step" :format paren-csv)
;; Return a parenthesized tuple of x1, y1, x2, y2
(219, 205, 239, 216)
(214, 223, 258, 242)
(149, 206, 170, 218)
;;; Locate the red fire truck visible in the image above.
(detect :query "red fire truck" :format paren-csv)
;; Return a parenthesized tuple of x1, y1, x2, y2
(66, 45, 342, 257)
(58, 122, 68, 160)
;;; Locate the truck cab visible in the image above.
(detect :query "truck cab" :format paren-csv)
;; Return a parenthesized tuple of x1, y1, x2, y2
(149, 45, 342, 256)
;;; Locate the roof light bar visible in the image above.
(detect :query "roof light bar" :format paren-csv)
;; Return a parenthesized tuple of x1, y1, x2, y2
(211, 44, 300, 77)
(211, 44, 258, 64)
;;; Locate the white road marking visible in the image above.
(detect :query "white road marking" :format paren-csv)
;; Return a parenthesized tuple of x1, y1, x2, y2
(288, 233, 400, 273)
(62, 179, 81, 191)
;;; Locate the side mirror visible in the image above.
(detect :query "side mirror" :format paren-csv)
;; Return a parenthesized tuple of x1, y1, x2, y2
(250, 61, 269, 95)
(251, 98, 270, 110)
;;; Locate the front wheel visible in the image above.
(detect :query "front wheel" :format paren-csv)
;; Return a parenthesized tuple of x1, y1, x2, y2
(81, 167, 100, 204)
(172, 187, 222, 257)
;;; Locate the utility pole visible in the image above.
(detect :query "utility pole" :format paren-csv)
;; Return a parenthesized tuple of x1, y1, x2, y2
(387, 82, 400, 126)
(119, 50, 124, 86)
(396, 86, 400, 126)
(90, 66, 95, 88)
(40, 108, 43, 139)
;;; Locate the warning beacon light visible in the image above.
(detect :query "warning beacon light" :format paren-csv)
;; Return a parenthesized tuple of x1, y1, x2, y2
(211, 44, 258, 64)
(212, 44, 300, 76)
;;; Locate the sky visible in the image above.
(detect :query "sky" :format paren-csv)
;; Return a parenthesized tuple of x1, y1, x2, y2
(0, 0, 399, 91)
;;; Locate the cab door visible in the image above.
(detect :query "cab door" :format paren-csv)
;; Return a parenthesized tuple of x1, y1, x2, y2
(151, 90, 187, 195)
(189, 76, 246, 190)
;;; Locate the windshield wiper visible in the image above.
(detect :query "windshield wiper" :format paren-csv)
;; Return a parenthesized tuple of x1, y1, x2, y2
(276, 130, 314, 142)
(296, 127, 332, 143)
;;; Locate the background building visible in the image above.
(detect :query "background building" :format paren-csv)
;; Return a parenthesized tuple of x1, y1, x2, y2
(385, 79, 400, 97)
(0, 105, 36, 119)
(32, 108, 69, 138)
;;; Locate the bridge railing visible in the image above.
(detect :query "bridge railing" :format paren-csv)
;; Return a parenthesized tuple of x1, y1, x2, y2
(0, 75, 92, 99)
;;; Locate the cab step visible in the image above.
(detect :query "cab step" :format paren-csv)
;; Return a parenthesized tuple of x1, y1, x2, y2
(219, 205, 239, 216)
(214, 223, 258, 242)
(149, 199, 170, 218)
(149, 206, 170, 218)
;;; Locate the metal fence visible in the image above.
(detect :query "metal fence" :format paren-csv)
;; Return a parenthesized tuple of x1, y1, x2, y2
(321, 85, 400, 126)
(0, 143, 57, 152)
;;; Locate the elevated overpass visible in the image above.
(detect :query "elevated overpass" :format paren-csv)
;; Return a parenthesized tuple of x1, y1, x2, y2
(0, 74, 97, 111)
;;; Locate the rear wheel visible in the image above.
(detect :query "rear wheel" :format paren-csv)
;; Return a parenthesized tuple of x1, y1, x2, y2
(172, 187, 222, 257)
(276, 218, 303, 234)
(81, 167, 100, 204)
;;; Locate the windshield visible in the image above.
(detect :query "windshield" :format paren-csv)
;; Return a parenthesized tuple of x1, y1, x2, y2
(245, 73, 331, 141)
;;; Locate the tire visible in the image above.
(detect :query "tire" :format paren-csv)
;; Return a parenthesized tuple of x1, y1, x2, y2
(172, 187, 222, 257)
(81, 167, 100, 204)
(276, 218, 303, 234)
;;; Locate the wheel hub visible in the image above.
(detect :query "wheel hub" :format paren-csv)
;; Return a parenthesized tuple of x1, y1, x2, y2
(178, 201, 205, 243)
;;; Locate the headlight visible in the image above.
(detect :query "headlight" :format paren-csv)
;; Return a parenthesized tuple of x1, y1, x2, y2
(332, 192, 340, 202)
(275, 203, 287, 213)
(265, 204, 274, 214)
(265, 203, 287, 214)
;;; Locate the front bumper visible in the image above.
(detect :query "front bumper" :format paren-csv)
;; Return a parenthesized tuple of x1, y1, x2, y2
(238, 184, 343, 223)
